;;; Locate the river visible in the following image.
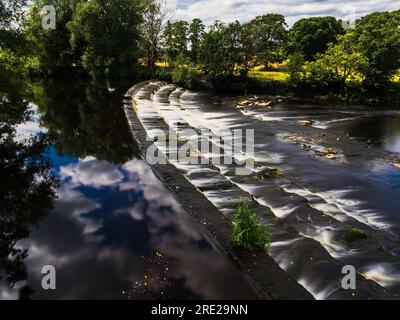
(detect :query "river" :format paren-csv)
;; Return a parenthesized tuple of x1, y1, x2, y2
(128, 81, 400, 299)
(0, 79, 256, 300)
(2, 79, 400, 300)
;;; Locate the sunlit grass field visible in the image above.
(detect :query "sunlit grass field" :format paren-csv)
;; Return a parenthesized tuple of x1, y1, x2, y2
(248, 64, 289, 82)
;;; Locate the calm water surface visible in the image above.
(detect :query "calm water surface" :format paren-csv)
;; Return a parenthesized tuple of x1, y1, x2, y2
(0, 80, 256, 300)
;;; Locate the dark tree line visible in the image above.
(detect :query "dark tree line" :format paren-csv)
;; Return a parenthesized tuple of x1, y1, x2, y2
(1, 0, 58, 299)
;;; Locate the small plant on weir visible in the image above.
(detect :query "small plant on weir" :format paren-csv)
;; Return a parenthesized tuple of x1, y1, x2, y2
(232, 202, 271, 251)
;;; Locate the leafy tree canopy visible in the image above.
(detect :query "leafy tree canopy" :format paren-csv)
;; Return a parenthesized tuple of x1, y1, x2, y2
(355, 10, 400, 89)
(287, 16, 344, 61)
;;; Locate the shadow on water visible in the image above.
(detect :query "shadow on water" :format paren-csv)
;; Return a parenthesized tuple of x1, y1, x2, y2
(0, 78, 257, 300)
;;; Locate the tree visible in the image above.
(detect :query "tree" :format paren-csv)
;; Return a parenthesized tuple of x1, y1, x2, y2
(313, 32, 368, 86)
(355, 10, 400, 90)
(1, 1, 58, 298)
(248, 14, 287, 68)
(198, 20, 255, 78)
(0, 0, 26, 46)
(188, 18, 205, 63)
(1, 0, 29, 123)
(69, 0, 145, 79)
(141, 0, 172, 72)
(287, 51, 305, 82)
(24, 0, 83, 76)
(161, 20, 189, 64)
(287, 16, 344, 61)
(198, 21, 226, 77)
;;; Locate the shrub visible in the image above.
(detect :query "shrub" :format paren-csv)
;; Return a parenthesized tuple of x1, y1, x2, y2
(155, 67, 173, 82)
(171, 63, 199, 90)
(232, 202, 271, 251)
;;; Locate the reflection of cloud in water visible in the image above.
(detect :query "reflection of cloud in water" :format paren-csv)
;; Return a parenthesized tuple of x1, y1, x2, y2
(11, 158, 254, 299)
(121, 161, 254, 298)
(122, 160, 203, 241)
(14, 104, 46, 141)
(60, 156, 124, 187)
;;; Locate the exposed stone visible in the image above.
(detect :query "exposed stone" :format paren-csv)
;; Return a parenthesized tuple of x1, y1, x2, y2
(297, 120, 313, 126)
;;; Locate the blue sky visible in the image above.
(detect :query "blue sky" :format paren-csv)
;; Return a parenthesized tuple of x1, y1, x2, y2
(165, 0, 400, 26)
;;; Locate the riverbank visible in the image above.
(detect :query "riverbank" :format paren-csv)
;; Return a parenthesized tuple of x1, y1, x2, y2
(124, 81, 398, 300)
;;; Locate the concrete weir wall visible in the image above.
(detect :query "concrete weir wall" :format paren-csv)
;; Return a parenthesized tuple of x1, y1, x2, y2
(122, 81, 393, 300)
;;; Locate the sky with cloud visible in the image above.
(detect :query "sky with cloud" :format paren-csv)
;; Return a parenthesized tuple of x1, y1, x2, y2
(165, 0, 400, 26)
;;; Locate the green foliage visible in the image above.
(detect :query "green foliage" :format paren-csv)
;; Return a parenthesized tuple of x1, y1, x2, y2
(287, 16, 344, 61)
(198, 21, 249, 79)
(140, 0, 171, 71)
(232, 203, 271, 251)
(287, 12, 400, 103)
(1, 1, 58, 295)
(246, 14, 288, 67)
(189, 18, 205, 63)
(68, 0, 144, 79)
(287, 51, 305, 82)
(162, 20, 189, 64)
(24, 0, 83, 76)
(171, 55, 199, 89)
(155, 67, 173, 82)
(1, 0, 29, 124)
(312, 32, 368, 85)
(355, 10, 400, 90)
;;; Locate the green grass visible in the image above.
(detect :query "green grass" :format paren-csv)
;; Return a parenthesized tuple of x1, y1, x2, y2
(232, 202, 271, 251)
(248, 70, 289, 82)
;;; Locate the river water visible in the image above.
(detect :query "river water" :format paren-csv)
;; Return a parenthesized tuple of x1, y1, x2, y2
(2, 79, 400, 300)
(0, 80, 256, 300)
(129, 82, 400, 299)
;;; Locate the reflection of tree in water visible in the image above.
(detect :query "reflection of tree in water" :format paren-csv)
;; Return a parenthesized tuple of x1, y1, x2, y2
(0, 122, 58, 299)
(123, 251, 174, 300)
(33, 78, 138, 164)
(1, 75, 139, 298)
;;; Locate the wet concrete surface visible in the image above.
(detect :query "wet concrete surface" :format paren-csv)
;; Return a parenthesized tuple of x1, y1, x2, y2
(125, 81, 400, 299)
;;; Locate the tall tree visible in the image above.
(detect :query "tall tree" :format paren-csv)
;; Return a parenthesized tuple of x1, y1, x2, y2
(69, 0, 145, 79)
(248, 14, 288, 68)
(1, 0, 28, 122)
(141, 0, 172, 72)
(24, 0, 83, 76)
(188, 18, 205, 63)
(312, 32, 369, 87)
(287, 16, 344, 61)
(1, 1, 58, 299)
(161, 20, 189, 64)
(355, 10, 400, 90)
(199, 21, 248, 78)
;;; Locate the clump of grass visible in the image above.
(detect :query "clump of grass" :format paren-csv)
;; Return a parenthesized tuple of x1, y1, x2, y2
(232, 203, 271, 251)
(344, 228, 371, 243)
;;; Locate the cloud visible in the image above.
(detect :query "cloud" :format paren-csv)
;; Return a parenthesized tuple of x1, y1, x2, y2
(166, 0, 400, 26)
